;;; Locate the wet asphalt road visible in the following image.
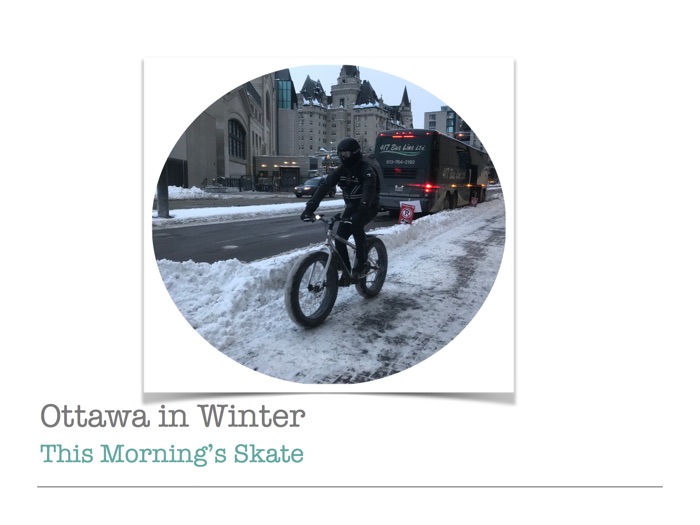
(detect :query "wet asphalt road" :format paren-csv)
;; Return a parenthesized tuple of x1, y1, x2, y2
(152, 192, 395, 263)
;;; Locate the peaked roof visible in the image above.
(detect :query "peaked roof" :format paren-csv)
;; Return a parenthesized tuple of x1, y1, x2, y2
(401, 86, 410, 107)
(340, 65, 360, 78)
(356, 80, 379, 105)
(300, 75, 326, 100)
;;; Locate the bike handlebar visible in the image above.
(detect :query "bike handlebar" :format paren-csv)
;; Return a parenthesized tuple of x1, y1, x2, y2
(303, 212, 346, 225)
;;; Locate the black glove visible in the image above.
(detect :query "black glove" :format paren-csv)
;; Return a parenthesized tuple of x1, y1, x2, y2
(300, 205, 316, 221)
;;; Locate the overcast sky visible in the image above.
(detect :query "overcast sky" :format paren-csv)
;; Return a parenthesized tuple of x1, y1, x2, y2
(288, 64, 450, 129)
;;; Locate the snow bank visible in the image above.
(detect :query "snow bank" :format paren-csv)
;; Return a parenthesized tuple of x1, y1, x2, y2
(155, 194, 506, 384)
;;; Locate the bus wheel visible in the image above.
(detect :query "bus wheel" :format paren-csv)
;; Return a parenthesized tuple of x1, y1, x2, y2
(443, 193, 451, 210)
(450, 193, 457, 209)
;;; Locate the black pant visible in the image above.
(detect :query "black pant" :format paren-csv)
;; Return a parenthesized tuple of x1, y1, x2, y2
(336, 203, 378, 272)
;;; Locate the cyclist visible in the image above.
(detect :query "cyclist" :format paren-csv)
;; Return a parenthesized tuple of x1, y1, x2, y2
(301, 137, 381, 282)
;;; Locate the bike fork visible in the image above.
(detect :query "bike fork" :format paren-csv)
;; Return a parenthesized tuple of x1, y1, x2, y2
(321, 247, 335, 278)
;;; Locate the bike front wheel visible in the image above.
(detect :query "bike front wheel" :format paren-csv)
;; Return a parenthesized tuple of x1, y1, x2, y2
(285, 251, 338, 328)
(355, 236, 388, 298)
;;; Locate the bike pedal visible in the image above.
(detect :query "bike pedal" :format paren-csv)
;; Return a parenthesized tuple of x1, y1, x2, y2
(351, 262, 371, 279)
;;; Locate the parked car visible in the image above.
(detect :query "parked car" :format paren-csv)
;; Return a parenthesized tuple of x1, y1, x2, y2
(294, 176, 336, 198)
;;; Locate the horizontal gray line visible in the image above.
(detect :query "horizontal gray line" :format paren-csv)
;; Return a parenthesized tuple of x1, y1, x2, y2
(37, 485, 664, 489)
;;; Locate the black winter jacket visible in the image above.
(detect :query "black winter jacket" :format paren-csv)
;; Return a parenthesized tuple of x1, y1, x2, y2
(307, 156, 381, 211)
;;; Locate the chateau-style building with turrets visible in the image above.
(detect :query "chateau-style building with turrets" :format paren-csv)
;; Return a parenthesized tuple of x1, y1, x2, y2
(297, 65, 413, 160)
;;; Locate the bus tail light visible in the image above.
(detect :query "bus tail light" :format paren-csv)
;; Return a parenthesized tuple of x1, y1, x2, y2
(405, 183, 440, 193)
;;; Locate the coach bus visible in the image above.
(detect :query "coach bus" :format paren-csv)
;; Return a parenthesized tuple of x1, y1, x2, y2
(374, 129, 495, 215)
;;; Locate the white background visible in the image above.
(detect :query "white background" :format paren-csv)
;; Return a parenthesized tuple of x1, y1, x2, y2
(5, 2, 698, 523)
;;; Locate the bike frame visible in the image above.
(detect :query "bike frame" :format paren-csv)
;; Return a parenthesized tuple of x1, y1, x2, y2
(307, 213, 356, 278)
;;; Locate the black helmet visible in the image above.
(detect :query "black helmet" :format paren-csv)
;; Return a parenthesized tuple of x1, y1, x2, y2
(337, 137, 362, 168)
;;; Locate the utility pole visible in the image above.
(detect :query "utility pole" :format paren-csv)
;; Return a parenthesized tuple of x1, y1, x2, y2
(156, 169, 171, 218)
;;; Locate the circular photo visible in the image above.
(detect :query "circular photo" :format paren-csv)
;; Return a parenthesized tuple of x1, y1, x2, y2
(151, 64, 506, 385)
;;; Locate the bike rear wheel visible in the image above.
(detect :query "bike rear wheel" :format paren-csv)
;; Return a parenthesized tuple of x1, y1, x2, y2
(355, 236, 388, 298)
(285, 251, 338, 328)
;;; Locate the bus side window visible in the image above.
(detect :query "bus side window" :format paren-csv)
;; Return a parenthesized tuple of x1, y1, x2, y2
(458, 149, 471, 168)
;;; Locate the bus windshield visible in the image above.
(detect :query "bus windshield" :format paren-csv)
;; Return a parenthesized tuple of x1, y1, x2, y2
(374, 131, 434, 178)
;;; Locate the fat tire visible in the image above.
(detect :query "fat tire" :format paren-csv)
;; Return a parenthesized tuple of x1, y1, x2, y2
(285, 251, 338, 328)
(355, 236, 388, 298)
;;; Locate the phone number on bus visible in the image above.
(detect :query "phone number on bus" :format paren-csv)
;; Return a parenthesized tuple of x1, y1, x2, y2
(384, 159, 416, 165)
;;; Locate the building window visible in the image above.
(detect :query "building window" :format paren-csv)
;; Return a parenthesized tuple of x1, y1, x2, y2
(277, 80, 293, 110)
(228, 119, 246, 159)
(446, 116, 455, 133)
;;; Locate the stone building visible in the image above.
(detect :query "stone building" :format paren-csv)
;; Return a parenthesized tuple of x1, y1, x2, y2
(297, 65, 413, 158)
(160, 70, 284, 190)
(159, 65, 413, 190)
